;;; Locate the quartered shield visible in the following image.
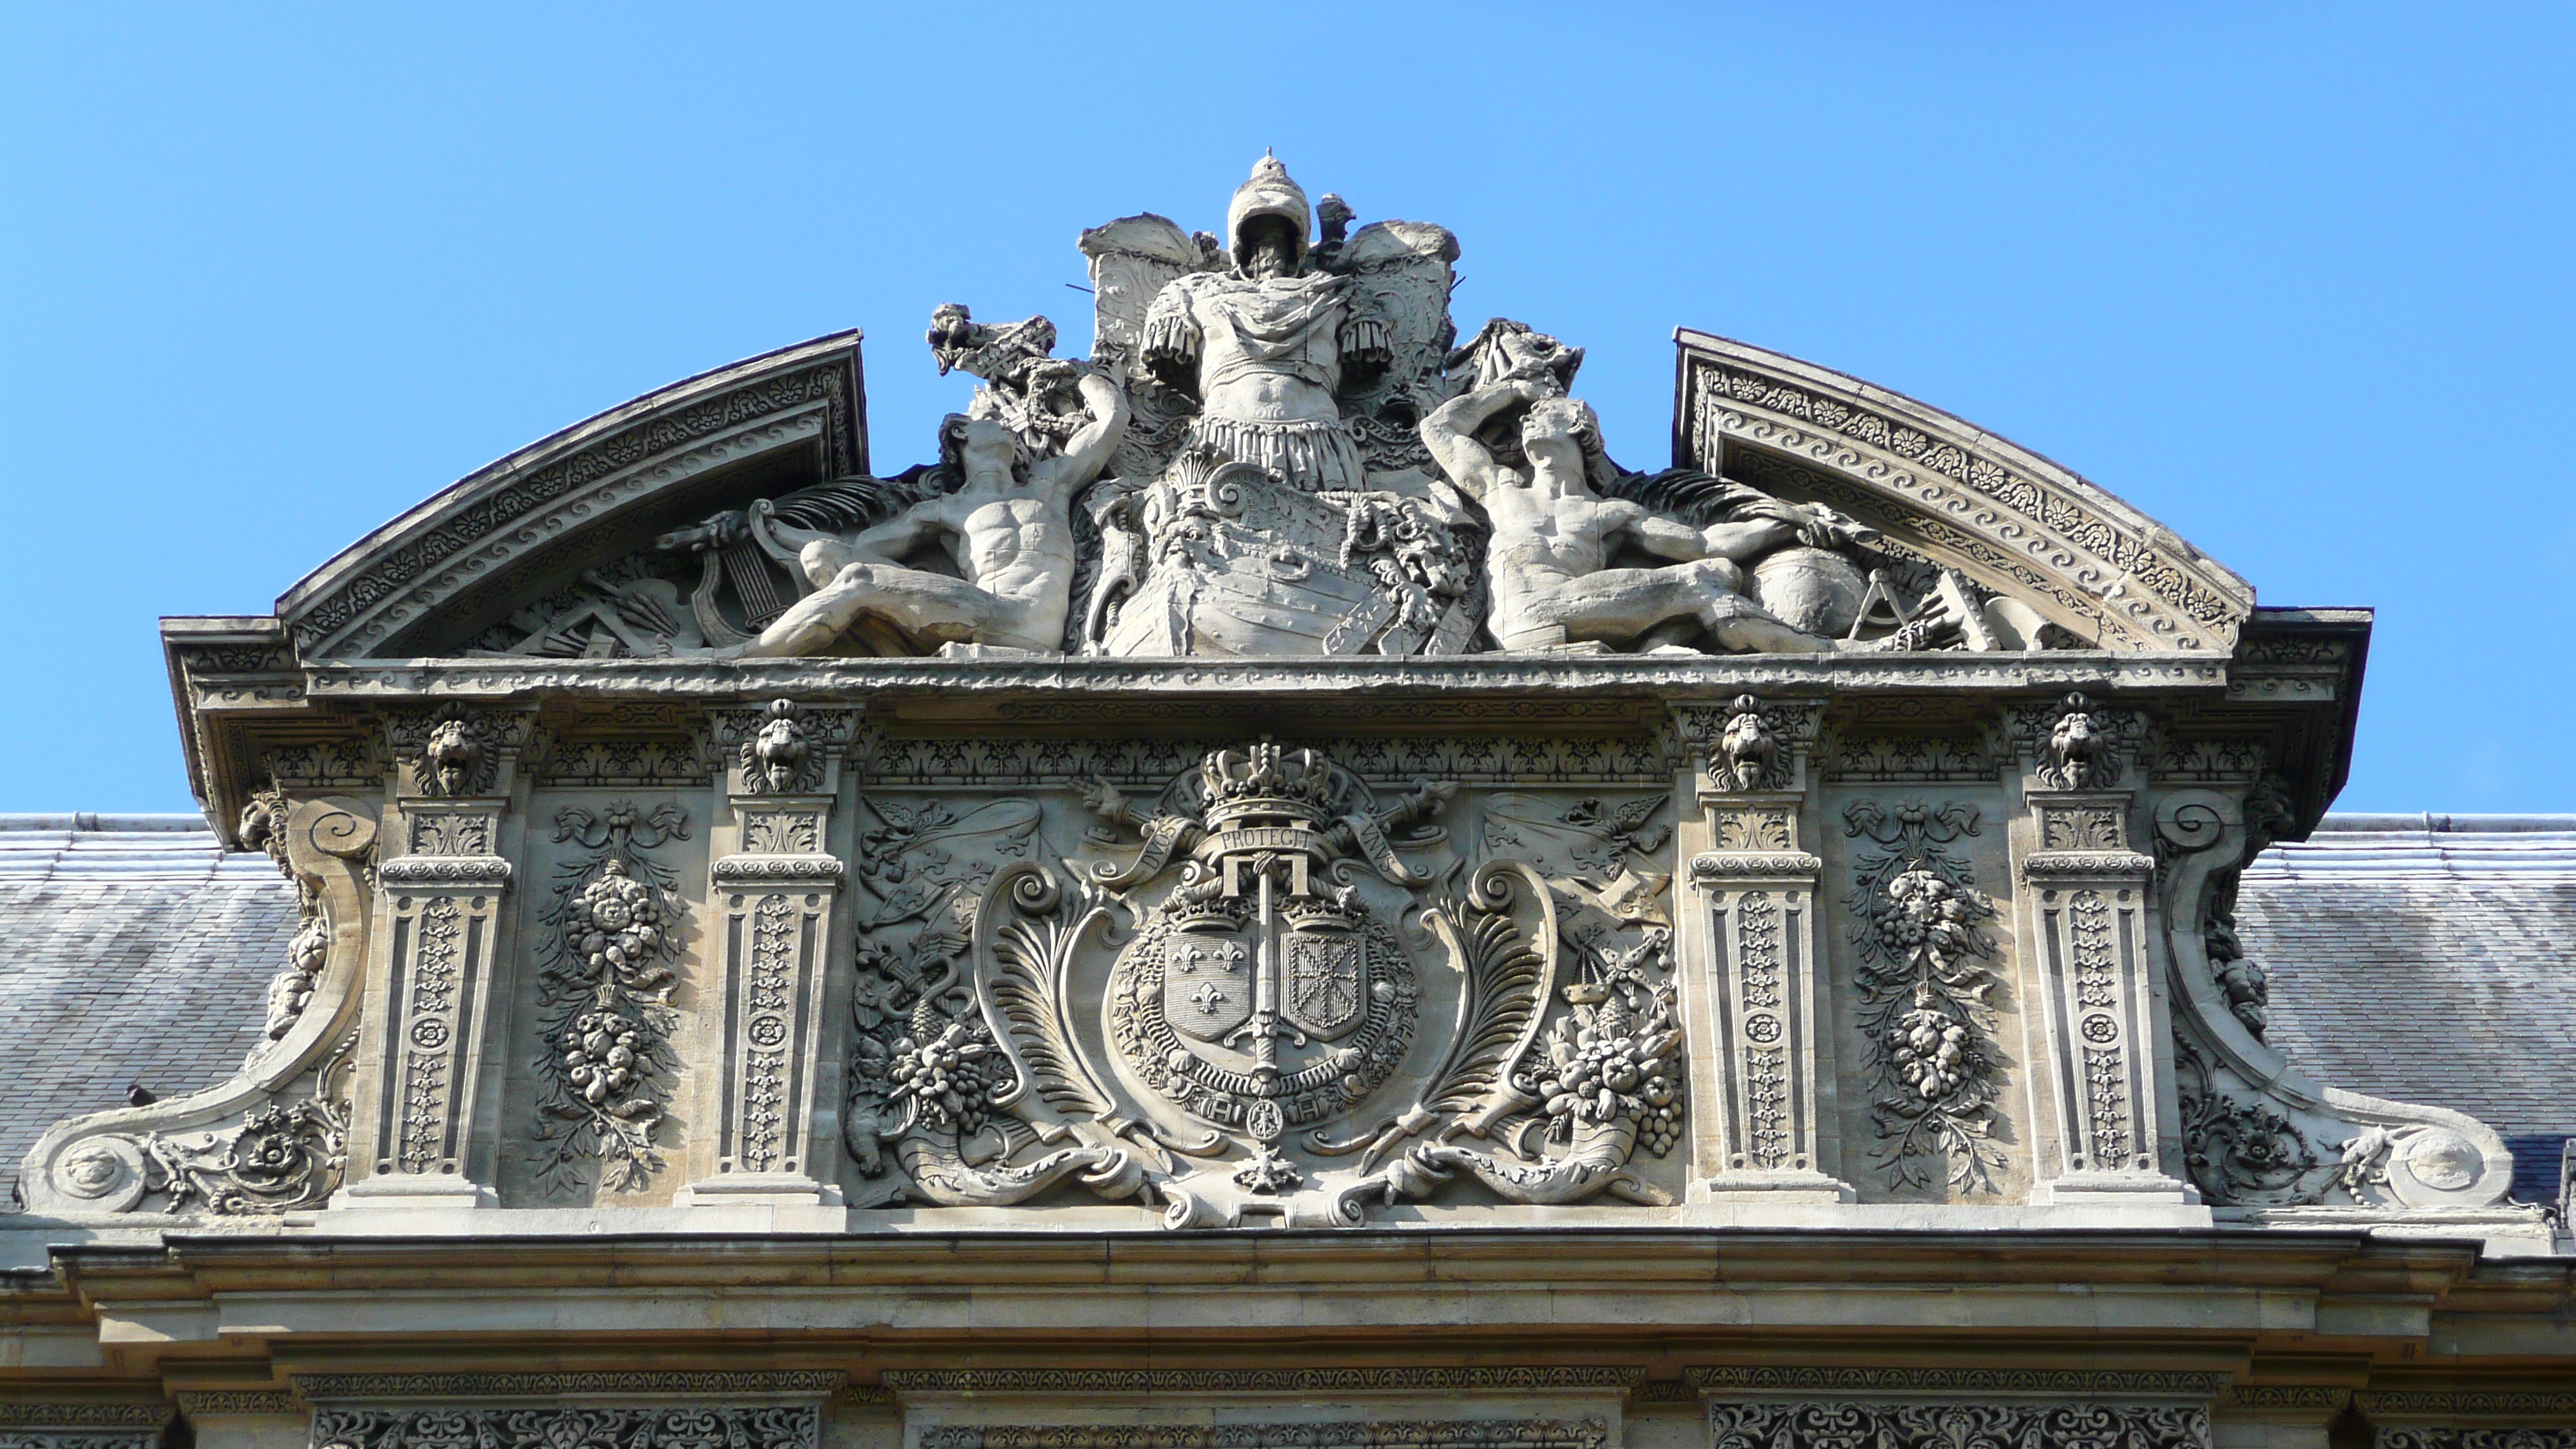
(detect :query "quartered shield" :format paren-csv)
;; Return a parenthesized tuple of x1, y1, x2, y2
(1163, 930, 1252, 1041)
(1283, 929, 1368, 1040)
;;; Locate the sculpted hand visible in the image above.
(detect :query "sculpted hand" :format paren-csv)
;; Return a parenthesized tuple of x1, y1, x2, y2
(1081, 776, 1131, 824)
(656, 508, 750, 553)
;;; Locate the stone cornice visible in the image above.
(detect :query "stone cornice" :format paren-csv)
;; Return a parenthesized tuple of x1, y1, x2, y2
(883, 1368, 1643, 1394)
(290, 653, 2236, 704)
(91, 1225, 2441, 1299)
(1689, 1366, 2235, 1397)
(295, 1370, 847, 1400)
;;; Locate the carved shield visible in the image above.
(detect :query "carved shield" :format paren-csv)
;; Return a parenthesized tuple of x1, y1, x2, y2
(1283, 930, 1367, 1040)
(1163, 930, 1252, 1041)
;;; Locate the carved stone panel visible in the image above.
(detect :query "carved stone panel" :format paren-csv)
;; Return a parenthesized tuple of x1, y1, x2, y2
(1825, 791, 2029, 1203)
(299, 1372, 841, 1449)
(831, 738, 1696, 1227)
(0, 1404, 172, 1449)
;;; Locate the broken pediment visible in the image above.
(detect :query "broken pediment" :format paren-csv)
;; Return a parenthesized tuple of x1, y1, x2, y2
(105, 159, 2531, 1263)
(264, 165, 2247, 671)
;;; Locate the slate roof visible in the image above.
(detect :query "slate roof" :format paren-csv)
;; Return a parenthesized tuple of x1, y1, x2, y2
(0, 812, 2569, 1212)
(0, 815, 293, 1208)
(2238, 814, 2576, 1206)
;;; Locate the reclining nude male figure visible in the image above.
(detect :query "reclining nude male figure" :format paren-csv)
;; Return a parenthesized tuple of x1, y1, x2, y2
(1420, 378, 1904, 654)
(735, 368, 1129, 658)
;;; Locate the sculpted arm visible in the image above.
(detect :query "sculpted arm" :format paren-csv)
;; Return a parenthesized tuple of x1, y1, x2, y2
(1041, 370, 1132, 494)
(842, 499, 953, 565)
(1616, 505, 1720, 563)
(1420, 381, 1540, 501)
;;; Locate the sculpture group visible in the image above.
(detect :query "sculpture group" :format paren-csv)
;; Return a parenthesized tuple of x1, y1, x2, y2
(636, 156, 1985, 663)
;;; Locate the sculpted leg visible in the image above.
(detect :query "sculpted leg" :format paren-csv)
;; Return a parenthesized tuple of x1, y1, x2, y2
(1697, 591, 1835, 653)
(737, 562, 999, 659)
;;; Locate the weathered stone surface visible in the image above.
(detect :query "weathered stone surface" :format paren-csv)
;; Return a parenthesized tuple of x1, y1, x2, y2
(2, 160, 2567, 1420)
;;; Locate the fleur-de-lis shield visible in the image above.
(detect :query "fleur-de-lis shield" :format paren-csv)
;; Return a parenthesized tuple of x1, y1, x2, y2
(1164, 930, 1251, 1041)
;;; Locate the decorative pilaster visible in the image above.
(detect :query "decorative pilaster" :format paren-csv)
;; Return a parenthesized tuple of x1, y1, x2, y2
(340, 705, 533, 1209)
(1673, 696, 1848, 1200)
(683, 700, 859, 1206)
(2012, 694, 2191, 1203)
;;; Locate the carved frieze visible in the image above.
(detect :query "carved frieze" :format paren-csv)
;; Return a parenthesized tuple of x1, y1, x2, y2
(1709, 1400, 2210, 1449)
(920, 1423, 1606, 1449)
(0, 1405, 170, 1449)
(311, 1402, 819, 1449)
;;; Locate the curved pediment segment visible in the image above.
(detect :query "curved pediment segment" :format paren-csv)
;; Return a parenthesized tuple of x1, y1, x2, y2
(1675, 330, 2254, 652)
(280, 333, 867, 660)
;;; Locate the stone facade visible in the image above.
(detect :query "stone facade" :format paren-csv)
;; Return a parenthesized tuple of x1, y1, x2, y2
(5, 162, 2571, 1447)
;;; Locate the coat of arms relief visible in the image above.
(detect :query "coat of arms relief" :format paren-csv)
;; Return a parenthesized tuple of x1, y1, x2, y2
(489, 154, 2040, 666)
(841, 738, 1685, 1228)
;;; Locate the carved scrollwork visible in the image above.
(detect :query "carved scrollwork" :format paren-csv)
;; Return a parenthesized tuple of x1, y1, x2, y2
(1709, 1399, 2209, 1449)
(312, 1403, 820, 1449)
(24, 795, 378, 1218)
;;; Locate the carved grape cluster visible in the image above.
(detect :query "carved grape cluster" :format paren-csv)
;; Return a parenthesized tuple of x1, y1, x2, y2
(570, 859, 670, 988)
(886, 1018, 1005, 1136)
(562, 1008, 652, 1111)
(1536, 985, 1682, 1153)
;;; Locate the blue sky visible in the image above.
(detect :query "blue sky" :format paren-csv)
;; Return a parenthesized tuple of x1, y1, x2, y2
(3, 4, 2571, 812)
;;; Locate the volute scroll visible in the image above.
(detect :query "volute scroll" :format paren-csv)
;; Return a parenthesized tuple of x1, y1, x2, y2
(19, 794, 378, 1218)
